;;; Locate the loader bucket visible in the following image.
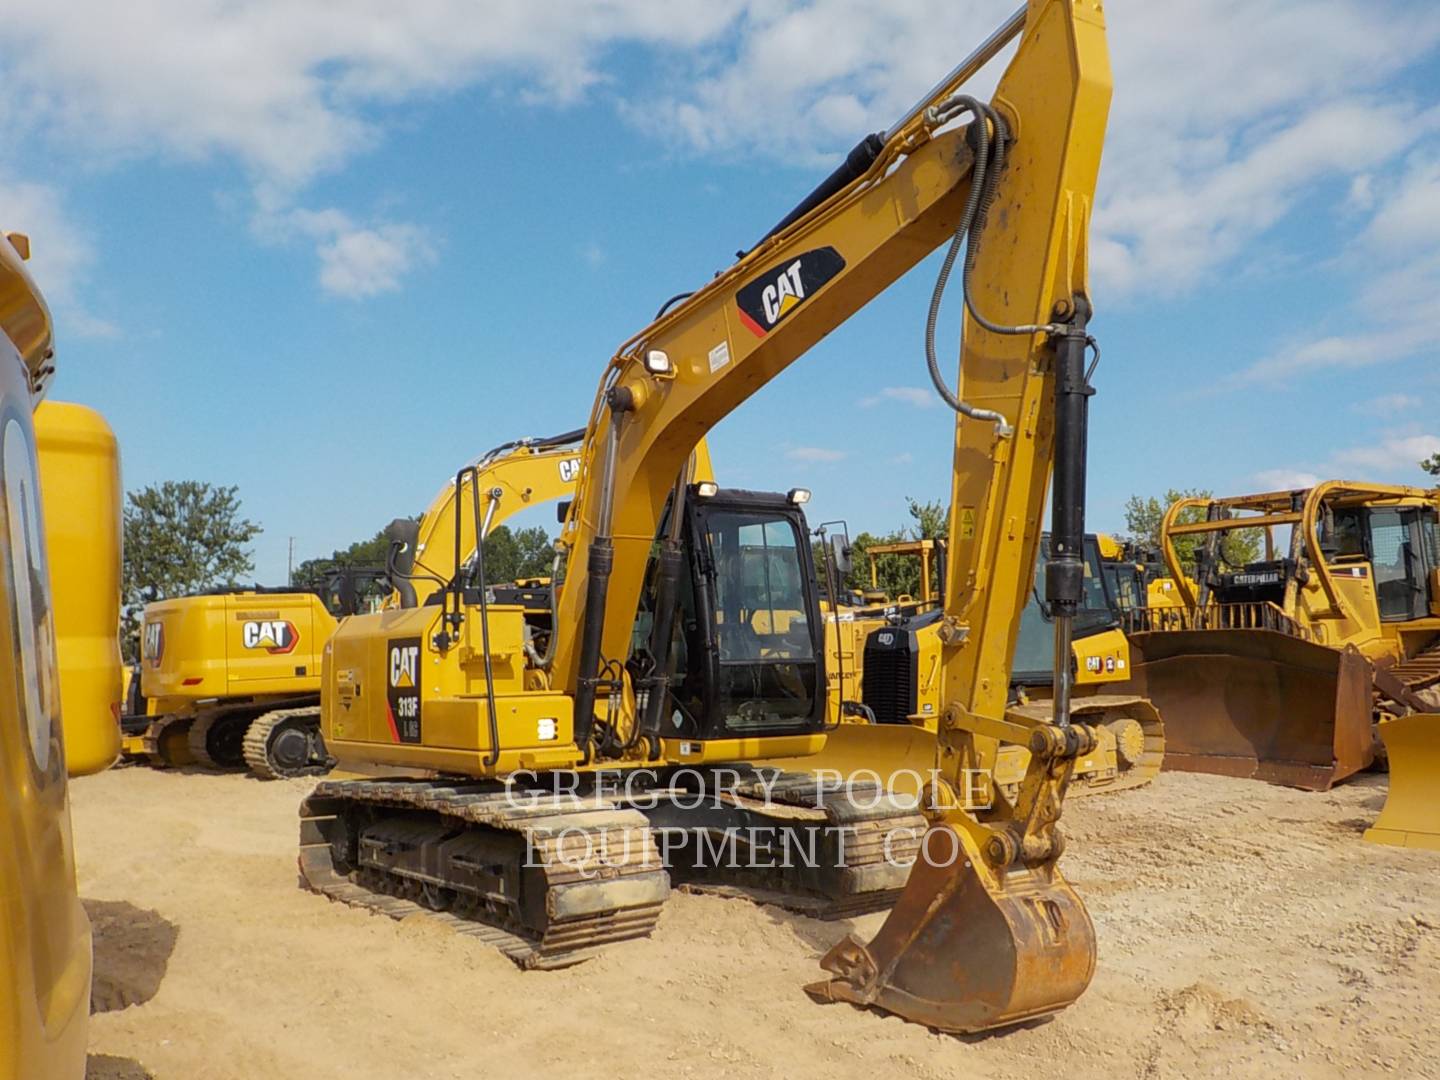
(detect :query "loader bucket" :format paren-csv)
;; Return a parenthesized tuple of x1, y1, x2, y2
(1364, 714, 1440, 850)
(806, 823, 1096, 1033)
(1120, 629, 1373, 791)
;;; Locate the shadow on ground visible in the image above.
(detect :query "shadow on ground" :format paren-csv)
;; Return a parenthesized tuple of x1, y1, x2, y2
(85, 898, 179, 1014)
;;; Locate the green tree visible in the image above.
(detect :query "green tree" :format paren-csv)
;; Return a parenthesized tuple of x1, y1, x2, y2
(1422, 452, 1440, 477)
(292, 527, 393, 589)
(121, 481, 262, 659)
(1123, 488, 1262, 573)
(477, 525, 554, 583)
(842, 498, 950, 600)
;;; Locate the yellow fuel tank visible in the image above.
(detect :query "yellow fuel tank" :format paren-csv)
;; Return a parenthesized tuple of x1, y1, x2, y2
(36, 400, 123, 777)
(0, 232, 91, 1080)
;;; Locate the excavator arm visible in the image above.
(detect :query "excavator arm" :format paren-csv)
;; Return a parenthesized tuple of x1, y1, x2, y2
(548, 0, 1111, 1031)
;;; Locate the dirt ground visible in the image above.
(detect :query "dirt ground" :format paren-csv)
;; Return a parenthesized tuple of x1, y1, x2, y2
(73, 765, 1438, 1080)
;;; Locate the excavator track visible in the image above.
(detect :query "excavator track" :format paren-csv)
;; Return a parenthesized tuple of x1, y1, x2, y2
(298, 779, 669, 969)
(242, 707, 334, 780)
(140, 714, 194, 768)
(187, 708, 253, 769)
(639, 767, 927, 919)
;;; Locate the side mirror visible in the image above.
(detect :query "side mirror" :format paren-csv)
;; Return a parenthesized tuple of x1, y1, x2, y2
(556, 499, 573, 524)
(830, 535, 853, 576)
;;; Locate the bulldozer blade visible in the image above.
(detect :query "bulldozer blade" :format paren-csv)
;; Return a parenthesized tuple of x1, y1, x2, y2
(1120, 629, 1373, 791)
(806, 823, 1095, 1033)
(1364, 714, 1440, 851)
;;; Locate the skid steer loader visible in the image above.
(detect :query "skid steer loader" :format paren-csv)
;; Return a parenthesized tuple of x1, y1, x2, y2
(1116, 481, 1440, 792)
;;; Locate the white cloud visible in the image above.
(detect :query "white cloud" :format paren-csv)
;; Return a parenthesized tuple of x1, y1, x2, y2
(0, 177, 118, 340)
(0, 0, 749, 189)
(3, 0, 1439, 316)
(1331, 433, 1440, 476)
(860, 386, 937, 410)
(786, 446, 847, 463)
(578, 241, 606, 268)
(1354, 393, 1421, 415)
(255, 205, 435, 299)
(1252, 468, 1321, 491)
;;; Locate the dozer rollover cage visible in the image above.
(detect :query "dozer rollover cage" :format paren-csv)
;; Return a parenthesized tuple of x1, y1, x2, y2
(1118, 481, 1440, 790)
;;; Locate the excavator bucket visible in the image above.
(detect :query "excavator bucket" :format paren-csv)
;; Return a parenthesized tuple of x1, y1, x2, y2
(1364, 714, 1440, 850)
(1120, 628, 1373, 791)
(806, 823, 1096, 1033)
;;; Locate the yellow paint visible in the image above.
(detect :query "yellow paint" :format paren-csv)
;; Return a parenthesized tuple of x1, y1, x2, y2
(35, 401, 123, 777)
(0, 231, 92, 1080)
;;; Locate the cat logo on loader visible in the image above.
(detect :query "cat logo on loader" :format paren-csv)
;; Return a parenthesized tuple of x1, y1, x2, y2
(242, 619, 298, 654)
(143, 621, 164, 667)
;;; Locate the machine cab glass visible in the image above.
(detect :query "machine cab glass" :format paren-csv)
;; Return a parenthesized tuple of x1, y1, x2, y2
(634, 487, 825, 740)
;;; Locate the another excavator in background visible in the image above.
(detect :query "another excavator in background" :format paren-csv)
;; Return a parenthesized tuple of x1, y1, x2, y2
(794, 531, 1163, 799)
(134, 568, 389, 778)
(1, 231, 120, 1078)
(299, 0, 1112, 1033)
(1117, 481, 1440, 795)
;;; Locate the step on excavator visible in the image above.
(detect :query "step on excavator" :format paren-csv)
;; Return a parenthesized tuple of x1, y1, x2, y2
(299, 0, 1112, 1033)
(1117, 481, 1440, 793)
(2, 232, 125, 1079)
(793, 531, 1164, 802)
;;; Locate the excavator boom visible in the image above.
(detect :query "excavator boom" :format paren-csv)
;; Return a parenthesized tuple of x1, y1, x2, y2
(547, 0, 1111, 1031)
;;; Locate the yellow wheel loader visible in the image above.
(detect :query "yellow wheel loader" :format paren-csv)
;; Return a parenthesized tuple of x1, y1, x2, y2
(300, 0, 1113, 1034)
(2, 232, 123, 1079)
(1117, 481, 1440, 791)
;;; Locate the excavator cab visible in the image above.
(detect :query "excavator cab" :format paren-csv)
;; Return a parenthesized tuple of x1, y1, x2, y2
(633, 486, 825, 741)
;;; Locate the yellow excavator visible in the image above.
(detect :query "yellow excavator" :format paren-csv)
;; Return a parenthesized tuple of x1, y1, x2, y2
(133, 568, 390, 777)
(2, 232, 124, 1078)
(300, 0, 1111, 1033)
(799, 531, 1164, 798)
(1118, 481, 1440, 797)
(133, 431, 603, 778)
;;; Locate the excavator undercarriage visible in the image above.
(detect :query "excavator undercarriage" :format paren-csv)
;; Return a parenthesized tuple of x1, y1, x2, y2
(300, 767, 926, 968)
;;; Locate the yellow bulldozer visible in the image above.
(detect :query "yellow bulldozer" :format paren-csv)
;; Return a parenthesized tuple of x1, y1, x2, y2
(1117, 482, 1440, 816)
(298, 0, 1114, 1034)
(2, 232, 124, 1078)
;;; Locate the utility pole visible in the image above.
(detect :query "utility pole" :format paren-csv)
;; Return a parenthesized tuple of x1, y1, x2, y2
(288, 536, 295, 586)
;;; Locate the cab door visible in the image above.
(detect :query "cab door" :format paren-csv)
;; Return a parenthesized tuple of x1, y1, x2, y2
(1366, 508, 1438, 622)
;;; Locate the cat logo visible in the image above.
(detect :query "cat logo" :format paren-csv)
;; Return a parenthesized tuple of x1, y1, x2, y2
(735, 247, 846, 338)
(558, 457, 581, 483)
(143, 621, 165, 667)
(242, 619, 298, 654)
(386, 637, 423, 743)
(389, 643, 418, 689)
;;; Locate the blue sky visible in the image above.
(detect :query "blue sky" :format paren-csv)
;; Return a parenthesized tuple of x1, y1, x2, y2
(5, 0, 1440, 582)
